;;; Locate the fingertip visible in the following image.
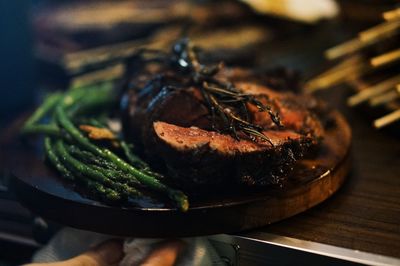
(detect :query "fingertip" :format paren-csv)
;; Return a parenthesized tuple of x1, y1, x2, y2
(141, 239, 187, 266)
(90, 239, 124, 265)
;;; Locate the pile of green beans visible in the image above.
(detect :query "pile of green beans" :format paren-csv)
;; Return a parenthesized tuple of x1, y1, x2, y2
(21, 82, 189, 211)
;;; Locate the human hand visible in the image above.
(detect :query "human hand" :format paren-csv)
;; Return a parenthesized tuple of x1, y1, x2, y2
(25, 239, 185, 266)
(24, 240, 123, 266)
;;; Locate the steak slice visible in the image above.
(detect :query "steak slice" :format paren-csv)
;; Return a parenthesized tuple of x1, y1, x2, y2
(152, 121, 313, 188)
(122, 66, 324, 189)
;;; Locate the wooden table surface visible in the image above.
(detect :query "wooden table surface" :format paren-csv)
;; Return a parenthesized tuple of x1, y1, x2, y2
(242, 87, 400, 259)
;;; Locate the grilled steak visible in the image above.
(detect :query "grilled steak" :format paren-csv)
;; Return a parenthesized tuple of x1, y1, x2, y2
(121, 42, 324, 189)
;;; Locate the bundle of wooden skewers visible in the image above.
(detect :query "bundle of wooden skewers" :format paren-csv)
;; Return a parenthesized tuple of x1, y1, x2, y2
(305, 7, 400, 129)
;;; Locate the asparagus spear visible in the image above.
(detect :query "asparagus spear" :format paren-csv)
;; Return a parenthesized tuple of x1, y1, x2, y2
(119, 140, 149, 169)
(21, 93, 63, 137)
(21, 82, 114, 137)
(44, 137, 74, 181)
(54, 139, 140, 199)
(55, 104, 189, 211)
(67, 144, 141, 187)
(21, 80, 189, 211)
(44, 137, 121, 202)
(68, 145, 118, 170)
(23, 93, 62, 127)
(66, 82, 115, 116)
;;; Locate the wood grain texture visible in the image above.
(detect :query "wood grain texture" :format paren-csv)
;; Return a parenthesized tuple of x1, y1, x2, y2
(243, 88, 400, 258)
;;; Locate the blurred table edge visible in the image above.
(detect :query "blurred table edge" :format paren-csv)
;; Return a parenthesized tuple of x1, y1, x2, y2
(211, 234, 400, 266)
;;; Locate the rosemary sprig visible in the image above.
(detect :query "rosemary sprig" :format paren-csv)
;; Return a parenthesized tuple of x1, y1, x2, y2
(137, 38, 283, 144)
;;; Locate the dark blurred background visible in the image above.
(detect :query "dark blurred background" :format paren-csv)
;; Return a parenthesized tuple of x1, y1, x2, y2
(0, 1, 34, 127)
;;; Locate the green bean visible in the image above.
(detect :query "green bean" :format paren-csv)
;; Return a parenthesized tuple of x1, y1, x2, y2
(56, 105, 189, 211)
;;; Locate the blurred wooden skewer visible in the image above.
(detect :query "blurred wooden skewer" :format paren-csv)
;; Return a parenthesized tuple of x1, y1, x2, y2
(374, 109, 400, 129)
(383, 8, 400, 21)
(370, 48, 400, 67)
(304, 56, 367, 93)
(64, 26, 181, 74)
(359, 20, 400, 43)
(318, 9, 400, 128)
(326, 20, 400, 60)
(64, 39, 147, 74)
(304, 63, 365, 92)
(70, 63, 125, 89)
(347, 74, 400, 107)
(325, 21, 400, 60)
(369, 86, 399, 107)
(324, 38, 365, 60)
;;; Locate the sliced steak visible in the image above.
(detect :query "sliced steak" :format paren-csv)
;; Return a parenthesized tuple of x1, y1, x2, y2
(121, 61, 324, 189)
(152, 121, 313, 188)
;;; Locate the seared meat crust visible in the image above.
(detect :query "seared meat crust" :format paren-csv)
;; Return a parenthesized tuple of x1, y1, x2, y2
(122, 65, 324, 189)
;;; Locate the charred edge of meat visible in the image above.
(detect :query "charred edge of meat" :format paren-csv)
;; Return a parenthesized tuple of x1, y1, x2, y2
(148, 121, 319, 190)
(122, 38, 284, 144)
(120, 38, 326, 189)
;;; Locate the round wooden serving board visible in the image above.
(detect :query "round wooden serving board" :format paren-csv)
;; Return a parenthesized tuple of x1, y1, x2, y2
(3, 109, 351, 237)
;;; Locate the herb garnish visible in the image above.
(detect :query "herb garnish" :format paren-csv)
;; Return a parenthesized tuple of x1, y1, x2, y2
(137, 38, 283, 144)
